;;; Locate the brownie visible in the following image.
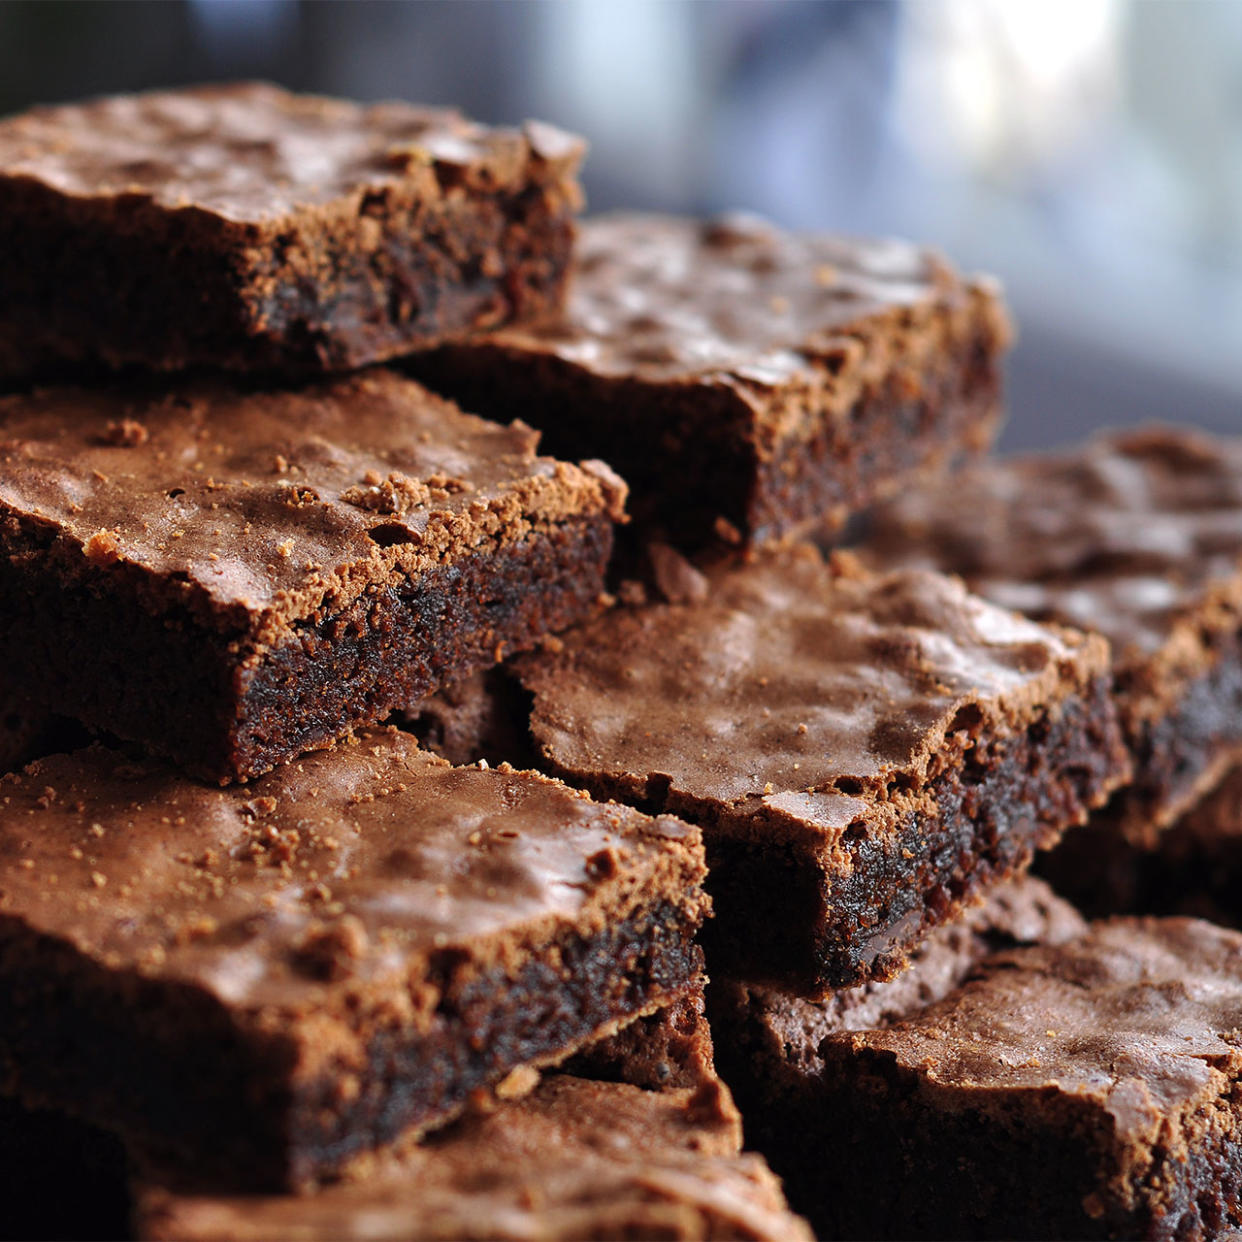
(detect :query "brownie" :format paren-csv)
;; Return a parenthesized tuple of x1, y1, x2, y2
(0, 369, 625, 783)
(0, 729, 709, 1190)
(407, 211, 1010, 552)
(860, 426, 1242, 844)
(511, 546, 1127, 992)
(564, 985, 717, 1091)
(1040, 762, 1242, 923)
(805, 916, 1242, 1239)
(708, 875, 1086, 1234)
(134, 1072, 812, 1242)
(0, 83, 583, 378)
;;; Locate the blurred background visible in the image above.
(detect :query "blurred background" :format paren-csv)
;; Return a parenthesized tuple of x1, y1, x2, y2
(0, 0, 1238, 449)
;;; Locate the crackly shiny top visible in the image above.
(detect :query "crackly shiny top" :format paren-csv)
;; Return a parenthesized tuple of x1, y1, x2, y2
(138, 1075, 813, 1242)
(0, 369, 624, 632)
(736, 876, 1087, 1078)
(0, 82, 584, 223)
(861, 427, 1242, 665)
(518, 547, 1109, 838)
(481, 212, 1007, 389)
(832, 917, 1242, 1149)
(0, 730, 704, 1011)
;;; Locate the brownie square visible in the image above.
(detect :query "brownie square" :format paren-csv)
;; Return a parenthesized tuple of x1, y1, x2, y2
(1040, 762, 1242, 924)
(708, 875, 1086, 1235)
(134, 1072, 813, 1242)
(807, 917, 1242, 1239)
(860, 426, 1242, 844)
(0, 730, 708, 1190)
(512, 546, 1128, 992)
(408, 212, 1010, 552)
(0, 369, 624, 782)
(0, 83, 583, 378)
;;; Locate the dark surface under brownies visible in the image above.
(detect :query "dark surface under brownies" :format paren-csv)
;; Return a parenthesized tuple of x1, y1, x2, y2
(0, 729, 709, 1192)
(0, 368, 624, 783)
(803, 916, 1242, 1241)
(859, 426, 1242, 847)
(508, 546, 1128, 993)
(407, 211, 1010, 553)
(0, 83, 584, 379)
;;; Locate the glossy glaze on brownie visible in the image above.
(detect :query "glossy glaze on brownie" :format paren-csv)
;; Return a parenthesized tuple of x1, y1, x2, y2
(811, 917, 1242, 1239)
(408, 212, 1010, 552)
(0, 83, 583, 377)
(135, 1072, 812, 1242)
(513, 546, 1127, 993)
(861, 427, 1242, 843)
(708, 876, 1085, 1235)
(0, 369, 625, 782)
(0, 730, 708, 1190)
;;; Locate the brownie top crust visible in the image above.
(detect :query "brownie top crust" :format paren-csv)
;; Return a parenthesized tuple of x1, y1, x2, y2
(138, 1074, 813, 1242)
(862, 427, 1242, 667)
(834, 917, 1242, 1136)
(517, 546, 1113, 833)
(473, 210, 1010, 388)
(0, 369, 625, 632)
(0, 730, 705, 1008)
(0, 82, 584, 223)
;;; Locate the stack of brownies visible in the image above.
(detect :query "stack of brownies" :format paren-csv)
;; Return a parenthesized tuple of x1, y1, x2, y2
(0, 82, 1239, 1242)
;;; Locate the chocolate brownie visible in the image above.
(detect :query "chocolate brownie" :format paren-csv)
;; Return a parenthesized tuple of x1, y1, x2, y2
(806, 917, 1242, 1239)
(0, 730, 708, 1190)
(408, 212, 1010, 552)
(0, 369, 624, 782)
(135, 1073, 813, 1242)
(564, 985, 717, 1091)
(511, 546, 1127, 992)
(708, 876, 1085, 1234)
(860, 427, 1242, 843)
(0, 83, 583, 378)
(1040, 762, 1242, 923)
